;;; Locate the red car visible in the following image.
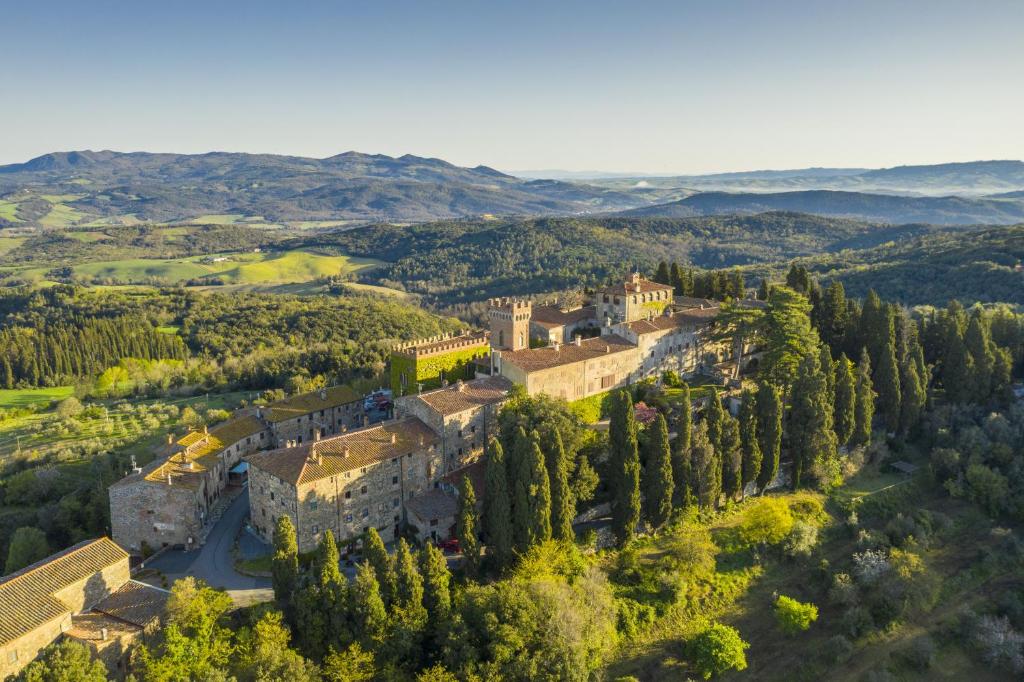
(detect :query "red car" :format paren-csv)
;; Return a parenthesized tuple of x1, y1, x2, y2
(437, 538, 460, 554)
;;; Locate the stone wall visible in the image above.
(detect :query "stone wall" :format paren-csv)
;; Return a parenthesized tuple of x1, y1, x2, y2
(268, 402, 365, 448)
(0, 614, 71, 680)
(503, 348, 639, 401)
(110, 479, 205, 553)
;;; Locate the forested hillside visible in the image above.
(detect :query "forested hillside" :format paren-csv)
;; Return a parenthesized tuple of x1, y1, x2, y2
(297, 213, 973, 304)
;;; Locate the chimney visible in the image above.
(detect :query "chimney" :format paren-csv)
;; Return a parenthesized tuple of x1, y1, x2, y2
(363, 415, 369, 427)
(456, 379, 465, 392)
(320, 389, 327, 400)
(314, 430, 321, 443)
(256, 407, 262, 419)
(316, 452, 323, 466)
(553, 341, 560, 352)
(166, 433, 173, 445)
(203, 425, 208, 435)
(605, 345, 610, 353)
(574, 336, 582, 346)
(390, 432, 397, 445)
(186, 461, 194, 470)
(342, 445, 350, 458)
(418, 433, 425, 447)
(166, 473, 172, 485)
(101, 627, 108, 642)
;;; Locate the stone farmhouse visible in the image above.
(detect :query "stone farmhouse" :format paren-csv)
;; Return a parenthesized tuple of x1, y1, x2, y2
(109, 386, 364, 555)
(0, 538, 167, 679)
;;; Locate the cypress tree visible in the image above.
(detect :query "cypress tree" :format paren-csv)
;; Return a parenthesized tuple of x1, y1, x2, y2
(351, 562, 387, 644)
(483, 438, 513, 569)
(861, 289, 889, 367)
(833, 353, 856, 446)
(820, 343, 835, 407)
(670, 262, 684, 295)
(315, 529, 342, 588)
(419, 543, 452, 634)
(789, 350, 838, 489)
(363, 528, 396, 608)
(704, 392, 725, 454)
(394, 538, 425, 613)
(512, 430, 551, 552)
(899, 351, 926, 435)
(655, 261, 671, 285)
(547, 429, 575, 542)
(757, 278, 771, 301)
(876, 334, 902, 433)
(720, 413, 742, 501)
(739, 390, 761, 499)
(642, 413, 673, 529)
(964, 313, 995, 402)
(455, 475, 481, 577)
(610, 390, 641, 545)
(690, 422, 721, 509)
(851, 348, 875, 448)
(820, 280, 849, 351)
(671, 384, 693, 508)
(755, 382, 783, 494)
(271, 515, 299, 604)
(314, 530, 350, 653)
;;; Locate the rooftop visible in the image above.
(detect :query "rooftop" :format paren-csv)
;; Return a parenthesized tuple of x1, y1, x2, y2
(405, 489, 458, 522)
(247, 417, 439, 486)
(598, 274, 674, 297)
(499, 334, 636, 373)
(530, 305, 597, 328)
(626, 307, 719, 335)
(91, 579, 168, 628)
(262, 385, 361, 423)
(412, 376, 513, 417)
(0, 538, 128, 646)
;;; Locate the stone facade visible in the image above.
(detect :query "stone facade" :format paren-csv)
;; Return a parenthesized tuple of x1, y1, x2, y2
(247, 417, 443, 552)
(488, 298, 531, 351)
(496, 335, 640, 401)
(596, 273, 674, 324)
(259, 385, 365, 447)
(528, 304, 599, 345)
(0, 538, 166, 679)
(393, 376, 511, 474)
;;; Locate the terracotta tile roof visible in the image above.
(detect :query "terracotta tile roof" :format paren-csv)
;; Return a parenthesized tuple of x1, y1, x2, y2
(598, 278, 674, 296)
(443, 460, 486, 503)
(0, 538, 127, 646)
(405, 489, 458, 522)
(530, 305, 597, 328)
(247, 417, 439, 486)
(414, 376, 512, 417)
(626, 308, 718, 335)
(498, 334, 636, 373)
(66, 612, 139, 642)
(92, 580, 168, 628)
(674, 296, 719, 309)
(262, 385, 361, 423)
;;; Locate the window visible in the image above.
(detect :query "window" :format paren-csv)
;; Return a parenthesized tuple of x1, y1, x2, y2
(312, 524, 319, 533)
(457, 429, 463, 438)
(270, 492, 275, 501)
(345, 490, 351, 499)
(470, 425, 476, 433)
(310, 500, 318, 510)
(429, 519, 438, 527)
(361, 508, 369, 518)
(261, 509, 266, 517)
(361, 485, 367, 494)
(392, 475, 399, 485)
(392, 498, 400, 508)
(345, 514, 353, 523)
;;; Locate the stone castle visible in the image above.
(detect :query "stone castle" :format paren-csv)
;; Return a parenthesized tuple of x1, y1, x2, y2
(109, 273, 749, 559)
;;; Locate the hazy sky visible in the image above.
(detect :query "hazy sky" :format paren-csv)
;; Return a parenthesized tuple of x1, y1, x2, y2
(4, 0, 1022, 174)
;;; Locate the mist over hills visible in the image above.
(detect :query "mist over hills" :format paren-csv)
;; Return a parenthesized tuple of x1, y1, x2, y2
(618, 189, 1024, 225)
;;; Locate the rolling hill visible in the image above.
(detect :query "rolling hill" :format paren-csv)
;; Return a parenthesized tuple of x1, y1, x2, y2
(618, 190, 1024, 225)
(0, 150, 648, 227)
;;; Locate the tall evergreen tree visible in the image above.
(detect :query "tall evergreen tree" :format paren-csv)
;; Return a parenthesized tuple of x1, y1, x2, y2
(789, 349, 838, 489)
(609, 390, 642, 545)
(704, 392, 725, 454)
(755, 382, 783, 494)
(363, 528, 396, 608)
(482, 438, 513, 570)
(419, 543, 452, 641)
(670, 262, 684, 295)
(851, 348, 875, 448)
(394, 538, 425, 613)
(964, 312, 995, 402)
(833, 353, 856, 446)
(738, 390, 761, 499)
(899, 350, 926, 435)
(547, 429, 575, 542)
(690, 422, 721, 509)
(875, 333, 902, 433)
(271, 515, 299, 604)
(351, 562, 387, 645)
(671, 385, 693, 508)
(512, 431, 552, 552)
(860, 289, 890, 368)
(720, 413, 743, 501)
(455, 475, 481, 577)
(642, 413, 673, 529)
(655, 261, 671, 285)
(820, 280, 849, 351)
(762, 286, 821, 388)
(757, 278, 771, 301)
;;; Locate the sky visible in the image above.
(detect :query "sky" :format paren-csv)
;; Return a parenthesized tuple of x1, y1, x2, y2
(3, 0, 1023, 174)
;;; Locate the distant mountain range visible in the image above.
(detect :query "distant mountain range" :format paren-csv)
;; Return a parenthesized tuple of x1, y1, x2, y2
(585, 160, 1024, 197)
(618, 189, 1024, 225)
(0, 150, 645, 227)
(2, 152, 1023, 229)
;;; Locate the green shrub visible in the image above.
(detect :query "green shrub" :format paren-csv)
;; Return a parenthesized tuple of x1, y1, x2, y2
(774, 595, 819, 634)
(686, 623, 749, 679)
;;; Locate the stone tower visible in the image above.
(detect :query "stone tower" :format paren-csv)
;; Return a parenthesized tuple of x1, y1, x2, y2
(488, 297, 531, 351)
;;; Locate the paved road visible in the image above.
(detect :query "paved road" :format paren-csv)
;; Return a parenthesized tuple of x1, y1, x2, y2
(144, 487, 272, 603)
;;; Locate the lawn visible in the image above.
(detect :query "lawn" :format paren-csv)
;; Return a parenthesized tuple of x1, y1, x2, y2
(39, 202, 88, 228)
(0, 200, 22, 222)
(69, 249, 379, 285)
(188, 214, 252, 224)
(65, 230, 109, 242)
(0, 237, 26, 256)
(0, 386, 74, 409)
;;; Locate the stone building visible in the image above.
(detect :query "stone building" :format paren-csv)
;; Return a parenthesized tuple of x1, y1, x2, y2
(528, 304, 599, 345)
(488, 298, 531, 351)
(495, 334, 640, 401)
(617, 304, 722, 379)
(391, 331, 491, 397)
(247, 417, 442, 552)
(596, 272, 674, 324)
(259, 384, 365, 447)
(109, 416, 268, 554)
(394, 375, 512, 473)
(0, 538, 167, 679)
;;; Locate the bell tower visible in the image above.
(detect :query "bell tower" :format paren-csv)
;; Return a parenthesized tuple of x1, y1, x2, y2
(488, 297, 531, 351)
